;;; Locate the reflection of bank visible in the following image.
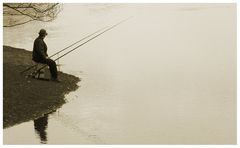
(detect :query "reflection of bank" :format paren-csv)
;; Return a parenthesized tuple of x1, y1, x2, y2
(34, 114, 49, 144)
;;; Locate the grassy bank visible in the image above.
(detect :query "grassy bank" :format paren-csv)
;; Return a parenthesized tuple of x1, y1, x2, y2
(3, 46, 80, 128)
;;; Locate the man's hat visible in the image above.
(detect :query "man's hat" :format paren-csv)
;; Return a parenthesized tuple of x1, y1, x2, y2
(39, 29, 48, 36)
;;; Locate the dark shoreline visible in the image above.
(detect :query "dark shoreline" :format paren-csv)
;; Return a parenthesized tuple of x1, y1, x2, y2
(3, 45, 80, 128)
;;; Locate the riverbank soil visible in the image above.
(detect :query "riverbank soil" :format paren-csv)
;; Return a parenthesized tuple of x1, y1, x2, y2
(3, 46, 80, 128)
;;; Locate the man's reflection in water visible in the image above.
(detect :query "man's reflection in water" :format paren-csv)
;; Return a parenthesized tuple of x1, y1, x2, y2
(34, 114, 48, 144)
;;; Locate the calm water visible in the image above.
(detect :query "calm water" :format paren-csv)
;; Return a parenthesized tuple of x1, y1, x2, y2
(3, 4, 236, 144)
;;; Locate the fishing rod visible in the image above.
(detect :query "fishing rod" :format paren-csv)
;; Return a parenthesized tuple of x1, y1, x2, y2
(20, 26, 109, 74)
(49, 26, 109, 58)
(36, 17, 132, 73)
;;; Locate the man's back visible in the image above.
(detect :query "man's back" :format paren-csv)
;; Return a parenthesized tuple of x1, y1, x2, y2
(32, 37, 48, 62)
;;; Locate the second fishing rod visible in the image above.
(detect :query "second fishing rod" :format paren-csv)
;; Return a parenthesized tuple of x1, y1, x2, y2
(36, 17, 132, 73)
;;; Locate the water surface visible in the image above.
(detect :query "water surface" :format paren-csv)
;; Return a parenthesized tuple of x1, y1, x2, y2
(3, 3, 236, 144)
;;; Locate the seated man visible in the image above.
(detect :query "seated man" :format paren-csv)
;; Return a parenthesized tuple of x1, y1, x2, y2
(32, 29, 60, 82)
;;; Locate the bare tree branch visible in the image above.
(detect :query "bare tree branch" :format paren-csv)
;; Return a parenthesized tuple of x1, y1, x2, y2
(3, 3, 62, 27)
(3, 19, 34, 27)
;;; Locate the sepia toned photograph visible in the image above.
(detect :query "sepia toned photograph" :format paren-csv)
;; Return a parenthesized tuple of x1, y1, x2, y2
(2, 2, 236, 145)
